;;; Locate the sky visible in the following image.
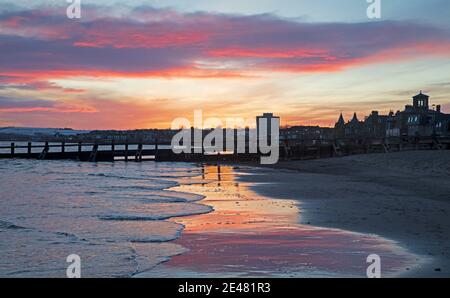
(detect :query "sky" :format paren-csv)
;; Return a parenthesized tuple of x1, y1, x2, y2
(0, 0, 450, 129)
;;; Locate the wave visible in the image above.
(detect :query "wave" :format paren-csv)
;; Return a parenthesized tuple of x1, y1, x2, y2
(0, 161, 214, 277)
(104, 184, 178, 192)
(87, 172, 201, 180)
(106, 191, 206, 203)
(151, 190, 206, 202)
(99, 205, 213, 221)
(128, 235, 180, 243)
(0, 220, 26, 230)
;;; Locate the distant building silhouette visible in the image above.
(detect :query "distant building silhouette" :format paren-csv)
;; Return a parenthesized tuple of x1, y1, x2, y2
(256, 113, 280, 141)
(334, 113, 345, 138)
(334, 112, 364, 138)
(388, 91, 450, 137)
(280, 125, 333, 145)
(364, 111, 389, 138)
(336, 91, 450, 139)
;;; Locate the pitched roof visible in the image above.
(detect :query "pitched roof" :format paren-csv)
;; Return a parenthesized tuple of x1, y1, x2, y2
(413, 90, 429, 98)
(336, 113, 345, 125)
(350, 112, 359, 124)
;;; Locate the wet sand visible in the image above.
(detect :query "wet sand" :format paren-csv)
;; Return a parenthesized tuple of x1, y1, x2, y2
(137, 165, 418, 278)
(238, 151, 450, 277)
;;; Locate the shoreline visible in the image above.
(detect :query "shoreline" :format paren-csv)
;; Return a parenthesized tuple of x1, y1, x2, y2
(234, 150, 450, 277)
(141, 163, 419, 278)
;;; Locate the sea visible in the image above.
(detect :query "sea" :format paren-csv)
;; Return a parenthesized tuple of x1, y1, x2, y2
(0, 142, 419, 277)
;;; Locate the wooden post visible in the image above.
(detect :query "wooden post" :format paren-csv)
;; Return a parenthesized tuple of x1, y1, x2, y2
(135, 143, 143, 162)
(234, 129, 238, 156)
(245, 127, 250, 155)
(190, 127, 194, 154)
(11, 142, 15, 156)
(111, 140, 115, 160)
(61, 141, 65, 154)
(155, 139, 159, 160)
(125, 142, 129, 162)
(90, 144, 98, 162)
(28, 142, 32, 156)
(78, 141, 82, 159)
(316, 141, 321, 159)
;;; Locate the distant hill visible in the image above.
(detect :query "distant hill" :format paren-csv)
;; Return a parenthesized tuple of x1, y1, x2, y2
(0, 127, 90, 136)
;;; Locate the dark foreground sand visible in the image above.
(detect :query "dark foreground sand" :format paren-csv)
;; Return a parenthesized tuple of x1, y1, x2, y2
(238, 151, 450, 277)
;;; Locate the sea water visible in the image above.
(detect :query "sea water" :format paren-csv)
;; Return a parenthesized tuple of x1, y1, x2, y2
(0, 158, 210, 277)
(0, 156, 419, 277)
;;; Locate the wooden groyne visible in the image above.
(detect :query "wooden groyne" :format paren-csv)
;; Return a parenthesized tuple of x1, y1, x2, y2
(0, 136, 449, 162)
(281, 136, 450, 161)
(0, 141, 261, 162)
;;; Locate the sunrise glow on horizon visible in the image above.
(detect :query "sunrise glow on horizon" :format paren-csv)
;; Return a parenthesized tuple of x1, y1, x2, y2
(1, 0, 450, 130)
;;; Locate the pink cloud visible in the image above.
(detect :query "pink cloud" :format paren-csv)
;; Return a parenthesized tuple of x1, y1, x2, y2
(1, 6, 450, 130)
(0, 7, 449, 83)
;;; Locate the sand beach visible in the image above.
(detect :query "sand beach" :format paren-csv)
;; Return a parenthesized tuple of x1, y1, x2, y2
(238, 151, 450, 277)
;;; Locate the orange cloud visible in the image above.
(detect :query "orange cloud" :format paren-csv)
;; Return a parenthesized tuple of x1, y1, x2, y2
(2, 8, 450, 82)
(208, 48, 335, 59)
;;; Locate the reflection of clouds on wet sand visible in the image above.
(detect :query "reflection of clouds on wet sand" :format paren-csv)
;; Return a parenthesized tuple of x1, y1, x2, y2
(154, 228, 414, 277)
(142, 165, 418, 278)
(173, 165, 299, 233)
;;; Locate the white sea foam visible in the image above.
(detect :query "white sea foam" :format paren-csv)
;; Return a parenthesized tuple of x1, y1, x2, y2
(0, 159, 210, 277)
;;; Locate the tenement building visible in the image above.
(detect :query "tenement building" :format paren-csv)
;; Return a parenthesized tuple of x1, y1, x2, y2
(335, 91, 450, 139)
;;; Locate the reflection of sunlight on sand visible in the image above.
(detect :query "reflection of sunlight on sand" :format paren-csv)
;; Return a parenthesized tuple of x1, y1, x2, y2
(172, 167, 299, 232)
(143, 165, 419, 278)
